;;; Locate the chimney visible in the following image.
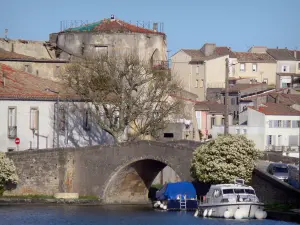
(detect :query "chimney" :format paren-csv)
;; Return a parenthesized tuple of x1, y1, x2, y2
(202, 43, 216, 56)
(153, 23, 158, 32)
(294, 50, 297, 59)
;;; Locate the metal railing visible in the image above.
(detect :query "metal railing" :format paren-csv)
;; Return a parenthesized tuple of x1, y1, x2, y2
(8, 126, 17, 139)
(265, 145, 299, 152)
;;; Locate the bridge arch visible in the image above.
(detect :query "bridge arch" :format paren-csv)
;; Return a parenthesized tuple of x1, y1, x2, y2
(102, 157, 182, 203)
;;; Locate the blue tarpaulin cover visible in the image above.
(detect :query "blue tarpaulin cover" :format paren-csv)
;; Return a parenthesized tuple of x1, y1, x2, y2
(155, 182, 197, 200)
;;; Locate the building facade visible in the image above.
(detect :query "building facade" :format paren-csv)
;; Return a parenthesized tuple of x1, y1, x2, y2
(171, 43, 232, 101)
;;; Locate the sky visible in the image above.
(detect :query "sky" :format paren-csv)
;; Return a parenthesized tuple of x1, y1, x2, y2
(0, 0, 299, 55)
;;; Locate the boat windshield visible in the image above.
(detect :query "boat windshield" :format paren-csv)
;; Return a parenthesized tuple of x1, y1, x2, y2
(222, 188, 255, 195)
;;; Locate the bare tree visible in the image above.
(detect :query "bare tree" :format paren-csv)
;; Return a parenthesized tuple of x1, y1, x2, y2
(60, 52, 184, 143)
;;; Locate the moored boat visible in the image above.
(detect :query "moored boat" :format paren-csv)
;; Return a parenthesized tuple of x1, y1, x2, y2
(195, 179, 267, 220)
(153, 181, 198, 211)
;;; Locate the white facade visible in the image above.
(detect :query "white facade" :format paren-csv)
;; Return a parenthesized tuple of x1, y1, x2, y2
(212, 107, 300, 151)
(0, 100, 113, 152)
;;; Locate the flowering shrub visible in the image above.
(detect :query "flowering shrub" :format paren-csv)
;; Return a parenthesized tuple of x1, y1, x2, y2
(0, 153, 18, 193)
(190, 134, 261, 184)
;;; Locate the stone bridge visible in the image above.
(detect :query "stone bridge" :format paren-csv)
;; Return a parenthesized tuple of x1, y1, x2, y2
(6, 141, 196, 203)
(5, 141, 300, 205)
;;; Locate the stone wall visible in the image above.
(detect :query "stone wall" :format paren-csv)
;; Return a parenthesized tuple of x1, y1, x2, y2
(5, 141, 195, 203)
(0, 38, 55, 59)
(0, 61, 67, 81)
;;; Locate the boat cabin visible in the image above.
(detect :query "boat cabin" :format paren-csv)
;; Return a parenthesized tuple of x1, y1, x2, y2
(203, 184, 259, 204)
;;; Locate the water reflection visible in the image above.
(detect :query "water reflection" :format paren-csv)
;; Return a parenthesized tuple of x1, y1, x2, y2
(0, 205, 297, 225)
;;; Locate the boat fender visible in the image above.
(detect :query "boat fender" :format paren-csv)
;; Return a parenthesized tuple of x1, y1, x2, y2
(208, 208, 213, 217)
(153, 202, 160, 208)
(160, 203, 164, 209)
(263, 211, 267, 219)
(203, 209, 208, 217)
(224, 210, 231, 219)
(163, 205, 167, 210)
(254, 210, 264, 219)
(194, 210, 199, 217)
(234, 209, 243, 220)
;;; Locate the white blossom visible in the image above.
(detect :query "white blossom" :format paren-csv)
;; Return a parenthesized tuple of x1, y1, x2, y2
(190, 134, 261, 184)
(0, 153, 18, 188)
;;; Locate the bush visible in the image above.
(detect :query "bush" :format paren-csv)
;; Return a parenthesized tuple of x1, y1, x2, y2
(0, 153, 18, 195)
(190, 134, 261, 184)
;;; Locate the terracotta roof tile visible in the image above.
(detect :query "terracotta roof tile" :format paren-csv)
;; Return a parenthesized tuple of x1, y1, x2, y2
(182, 46, 232, 62)
(249, 102, 300, 116)
(195, 101, 226, 114)
(0, 63, 78, 100)
(234, 52, 276, 63)
(267, 48, 296, 61)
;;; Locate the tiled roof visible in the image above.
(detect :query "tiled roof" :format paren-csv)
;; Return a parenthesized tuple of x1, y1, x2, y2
(267, 48, 296, 61)
(233, 52, 276, 63)
(0, 48, 36, 60)
(64, 18, 165, 35)
(0, 63, 78, 100)
(249, 103, 300, 116)
(289, 50, 300, 60)
(268, 93, 300, 105)
(195, 101, 226, 114)
(182, 46, 233, 62)
(222, 83, 267, 93)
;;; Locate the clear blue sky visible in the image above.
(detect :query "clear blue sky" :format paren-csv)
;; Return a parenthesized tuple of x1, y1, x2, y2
(1, 0, 299, 54)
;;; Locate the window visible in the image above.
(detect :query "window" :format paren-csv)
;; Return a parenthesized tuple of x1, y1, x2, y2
(283, 120, 291, 128)
(30, 108, 39, 130)
(236, 129, 240, 134)
(200, 79, 204, 88)
(58, 106, 66, 133)
(164, 133, 174, 138)
(83, 109, 91, 131)
(233, 111, 236, 118)
(252, 63, 257, 72)
(195, 79, 198, 88)
(24, 65, 29, 72)
(7, 148, 15, 152)
(298, 63, 300, 70)
(196, 66, 199, 74)
(282, 65, 290, 72)
(263, 78, 268, 84)
(221, 118, 225, 125)
(267, 135, 276, 145)
(196, 111, 201, 129)
(289, 135, 298, 145)
(240, 63, 245, 72)
(231, 98, 235, 105)
(236, 97, 239, 104)
(8, 107, 17, 139)
(211, 117, 215, 128)
(292, 120, 300, 128)
(243, 129, 247, 134)
(273, 120, 283, 128)
(94, 45, 108, 56)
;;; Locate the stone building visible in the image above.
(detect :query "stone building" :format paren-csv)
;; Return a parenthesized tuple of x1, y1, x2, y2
(49, 16, 168, 67)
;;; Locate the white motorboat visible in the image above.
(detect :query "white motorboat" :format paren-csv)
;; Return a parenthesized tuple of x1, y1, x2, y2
(194, 179, 267, 220)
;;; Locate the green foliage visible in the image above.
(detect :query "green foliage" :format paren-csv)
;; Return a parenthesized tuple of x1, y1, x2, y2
(79, 195, 99, 200)
(1, 195, 53, 199)
(151, 183, 164, 190)
(190, 134, 261, 184)
(0, 153, 18, 193)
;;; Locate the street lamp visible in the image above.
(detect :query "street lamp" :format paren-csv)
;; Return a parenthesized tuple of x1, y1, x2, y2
(45, 88, 60, 148)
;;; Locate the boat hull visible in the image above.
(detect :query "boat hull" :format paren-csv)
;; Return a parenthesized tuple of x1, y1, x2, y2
(153, 200, 198, 211)
(198, 203, 265, 219)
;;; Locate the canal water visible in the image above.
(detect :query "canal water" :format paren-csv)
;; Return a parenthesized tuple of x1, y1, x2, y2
(0, 205, 298, 225)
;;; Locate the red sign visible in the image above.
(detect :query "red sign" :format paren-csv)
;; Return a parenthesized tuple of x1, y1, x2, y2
(15, 137, 20, 145)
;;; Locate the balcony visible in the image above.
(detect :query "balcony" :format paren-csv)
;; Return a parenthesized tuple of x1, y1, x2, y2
(8, 126, 17, 139)
(265, 145, 299, 152)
